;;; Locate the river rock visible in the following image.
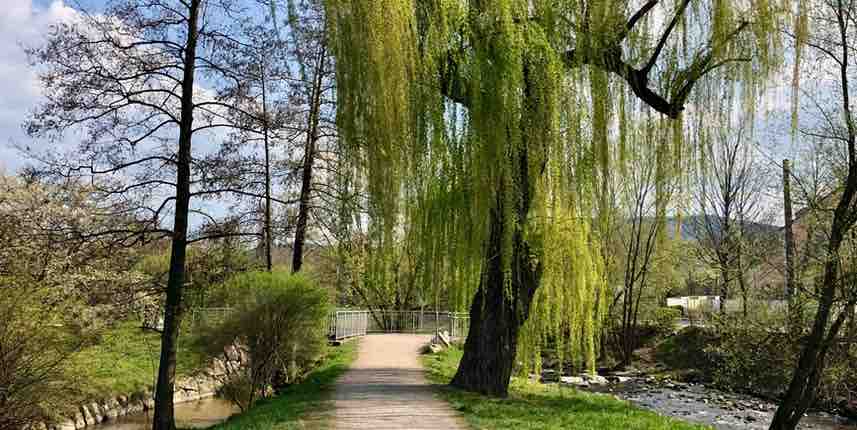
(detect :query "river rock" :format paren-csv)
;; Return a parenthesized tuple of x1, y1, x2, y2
(541, 369, 559, 382)
(117, 395, 129, 415)
(224, 345, 241, 362)
(56, 420, 76, 430)
(72, 412, 86, 429)
(88, 402, 104, 423)
(127, 399, 145, 414)
(582, 373, 608, 385)
(79, 405, 94, 426)
(560, 376, 588, 387)
(102, 398, 121, 420)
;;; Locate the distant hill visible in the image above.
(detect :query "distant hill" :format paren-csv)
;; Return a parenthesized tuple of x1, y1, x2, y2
(662, 215, 780, 242)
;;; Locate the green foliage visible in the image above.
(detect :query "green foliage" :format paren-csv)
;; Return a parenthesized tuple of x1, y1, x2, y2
(200, 271, 331, 410)
(657, 318, 857, 409)
(137, 243, 254, 309)
(326, 0, 791, 382)
(422, 346, 709, 430)
(704, 316, 796, 397)
(0, 175, 143, 327)
(0, 287, 78, 428)
(206, 342, 358, 430)
(64, 320, 206, 401)
(650, 307, 682, 336)
(655, 327, 718, 377)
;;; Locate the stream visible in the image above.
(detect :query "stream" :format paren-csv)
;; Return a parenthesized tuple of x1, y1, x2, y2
(579, 377, 856, 430)
(92, 397, 238, 430)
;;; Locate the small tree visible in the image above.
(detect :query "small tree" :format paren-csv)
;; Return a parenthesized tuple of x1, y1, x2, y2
(200, 272, 330, 411)
(609, 121, 678, 366)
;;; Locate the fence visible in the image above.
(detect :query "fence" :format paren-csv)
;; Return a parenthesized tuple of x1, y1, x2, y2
(328, 310, 370, 341)
(188, 307, 233, 328)
(328, 309, 470, 340)
(141, 305, 469, 341)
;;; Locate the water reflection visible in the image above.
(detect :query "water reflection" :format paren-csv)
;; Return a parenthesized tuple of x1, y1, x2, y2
(93, 397, 238, 430)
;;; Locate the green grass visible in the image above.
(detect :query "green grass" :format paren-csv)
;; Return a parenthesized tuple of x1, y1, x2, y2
(204, 340, 358, 430)
(65, 320, 207, 399)
(422, 347, 711, 430)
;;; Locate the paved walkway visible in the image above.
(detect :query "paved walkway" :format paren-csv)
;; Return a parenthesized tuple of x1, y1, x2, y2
(332, 334, 467, 430)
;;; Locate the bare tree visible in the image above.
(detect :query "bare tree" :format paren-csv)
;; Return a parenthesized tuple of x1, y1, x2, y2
(24, 1, 278, 428)
(693, 122, 768, 317)
(608, 122, 677, 366)
(771, 1, 857, 428)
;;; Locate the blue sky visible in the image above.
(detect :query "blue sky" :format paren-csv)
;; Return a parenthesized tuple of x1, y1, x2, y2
(0, 0, 85, 173)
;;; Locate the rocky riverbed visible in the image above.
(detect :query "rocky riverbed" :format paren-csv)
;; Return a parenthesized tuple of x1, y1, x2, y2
(559, 374, 856, 429)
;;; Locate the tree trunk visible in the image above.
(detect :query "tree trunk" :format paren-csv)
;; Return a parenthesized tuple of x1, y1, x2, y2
(292, 44, 326, 273)
(770, 169, 857, 430)
(153, 2, 199, 429)
(783, 159, 801, 327)
(450, 205, 541, 397)
(262, 57, 273, 272)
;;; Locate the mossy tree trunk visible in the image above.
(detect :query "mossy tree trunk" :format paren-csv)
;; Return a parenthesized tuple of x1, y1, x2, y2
(451, 205, 542, 396)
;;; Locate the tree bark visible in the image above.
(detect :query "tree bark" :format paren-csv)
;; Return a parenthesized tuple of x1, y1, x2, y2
(450, 205, 541, 397)
(152, 1, 199, 429)
(769, 170, 857, 430)
(262, 56, 273, 273)
(450, 97, 543, 395)
(783, 159, 799, 326)
(292, 44, 326, 273)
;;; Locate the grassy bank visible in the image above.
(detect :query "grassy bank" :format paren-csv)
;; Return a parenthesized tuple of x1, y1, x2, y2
(65, 320, 206, 400)
(205, 340, 358, 430)
(422, 347, 710, 430)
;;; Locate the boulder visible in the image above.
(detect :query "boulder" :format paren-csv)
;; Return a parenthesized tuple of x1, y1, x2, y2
(88, 403, 104, 423)
(209, 358, 227, 376)
(581, 373, 608, 385)
(79, 405, 94, 426)
(224, 345, 241, 362)
(117, 395, 129, 416)
(560, 376, 588, 387)
(127, 400, 145, 415)
(56, 420, 76, 430)
(143, 396, 155, 411)
(73, 412, 86, 429)
(102, 398, 121, 420)
(541, 369, 559, 383)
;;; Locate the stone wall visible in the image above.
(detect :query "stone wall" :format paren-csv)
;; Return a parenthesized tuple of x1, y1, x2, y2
(30, 345, 247, 430)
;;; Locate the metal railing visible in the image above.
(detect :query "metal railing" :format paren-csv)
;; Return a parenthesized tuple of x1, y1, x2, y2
(328, 309, 470, 340)
(329, 310, 370, 340)
(188, 307, 233, 328)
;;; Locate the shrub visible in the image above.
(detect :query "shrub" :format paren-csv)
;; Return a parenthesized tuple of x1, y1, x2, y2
(651, 307, 682, 335)
(0, 286, 77, 428)
(704, 316, 797, 397)
(200, 272, 330, 411)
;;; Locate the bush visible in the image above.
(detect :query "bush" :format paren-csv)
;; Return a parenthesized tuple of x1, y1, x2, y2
(200, 272, 330, 411)
(704, 316, 796, 397)
(651, 307, 682, 335)
(0, 286, 78, 428)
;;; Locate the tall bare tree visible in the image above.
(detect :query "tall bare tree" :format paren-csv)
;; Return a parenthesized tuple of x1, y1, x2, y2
(694, 122, 768, 317)
(771, 1, 857, 428)
(24, 1, 277, 428)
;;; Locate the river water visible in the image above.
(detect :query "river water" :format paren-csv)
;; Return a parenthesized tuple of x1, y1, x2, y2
(581, 378, 856, 430)
(92, 397, 238, 430)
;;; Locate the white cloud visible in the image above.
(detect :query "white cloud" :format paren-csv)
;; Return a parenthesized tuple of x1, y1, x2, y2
(0, 0, 78, 172)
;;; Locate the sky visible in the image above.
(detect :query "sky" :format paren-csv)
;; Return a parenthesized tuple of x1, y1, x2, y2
(0, 0, 84, 172)
(0, 1, 823, 229)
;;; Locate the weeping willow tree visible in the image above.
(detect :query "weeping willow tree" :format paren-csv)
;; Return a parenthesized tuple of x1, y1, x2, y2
(326, 0, 787, 396)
